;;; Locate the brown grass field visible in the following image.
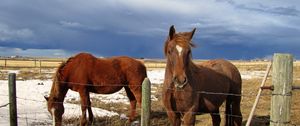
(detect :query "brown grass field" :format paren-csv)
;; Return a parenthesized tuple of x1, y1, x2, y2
(0, 58, 300, 126)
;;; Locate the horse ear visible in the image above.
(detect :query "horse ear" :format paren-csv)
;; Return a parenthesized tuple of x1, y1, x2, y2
(189, 28, 196, 40)
(169, 25, 176, 40)
(44, 96, 49, 101)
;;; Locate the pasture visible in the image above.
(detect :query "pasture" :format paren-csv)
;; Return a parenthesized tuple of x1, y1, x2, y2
(0, 58, 300, 126)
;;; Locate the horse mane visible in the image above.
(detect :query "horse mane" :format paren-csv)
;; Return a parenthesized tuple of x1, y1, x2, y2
(50, 56, 74, 98)
(174, 34, 196, 48)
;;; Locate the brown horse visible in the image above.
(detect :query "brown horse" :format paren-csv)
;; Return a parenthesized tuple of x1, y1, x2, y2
(44, 53, 147, 126)
(162, 25, 242, 126)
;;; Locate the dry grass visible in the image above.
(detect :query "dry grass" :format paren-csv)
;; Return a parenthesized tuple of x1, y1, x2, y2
(1, 59, 300, 126)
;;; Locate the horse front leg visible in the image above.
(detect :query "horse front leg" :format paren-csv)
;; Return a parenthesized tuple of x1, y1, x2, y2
(86, 92, 94, 124)
(182, 106, 196, 126)
(166, 111, 181, 126)
(124, 87, 137, 122)
(79, 91, 89, 126)
(53, 111, 63, 126)
(210, 109, 221, 126)
(162, 90, 181, 126)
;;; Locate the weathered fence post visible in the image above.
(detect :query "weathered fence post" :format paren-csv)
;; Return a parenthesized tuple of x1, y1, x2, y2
(39, 60, 42, 74)
(141, 78, 151, 126)
(8, 73, 18, 126)
(5, 59, 7, 68)
(270, 53, 293, 126)
(34, 59, 37, 68)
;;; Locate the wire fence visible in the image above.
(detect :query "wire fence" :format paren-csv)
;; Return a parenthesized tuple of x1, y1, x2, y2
(1, 64, 300, 126)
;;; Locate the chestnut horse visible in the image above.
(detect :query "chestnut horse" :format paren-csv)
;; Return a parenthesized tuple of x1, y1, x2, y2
(162, 26, 242, 126)
(44, 53, 147, 126)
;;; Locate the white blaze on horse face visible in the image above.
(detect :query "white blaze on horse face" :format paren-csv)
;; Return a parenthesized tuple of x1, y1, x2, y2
(176, 45, 183, 56)
(51, 108, 56, 126)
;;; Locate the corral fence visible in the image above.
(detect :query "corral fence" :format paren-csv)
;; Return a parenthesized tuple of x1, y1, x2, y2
(245, 53, 300, 126)
(2, 53, 300, 126)
(1, 57, 300, 69)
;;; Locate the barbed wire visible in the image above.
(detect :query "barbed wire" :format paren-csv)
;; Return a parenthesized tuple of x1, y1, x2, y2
(0, 103, 9, 108)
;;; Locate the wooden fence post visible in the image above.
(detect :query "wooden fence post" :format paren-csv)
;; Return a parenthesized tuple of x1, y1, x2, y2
(141, 78, 151, 126)
(34, 59, 37, 68)
(270, 53, 293, 126)
(39, 60, 42, 74)
(5, 59, 7, 68)
(8, 73, 18, 126)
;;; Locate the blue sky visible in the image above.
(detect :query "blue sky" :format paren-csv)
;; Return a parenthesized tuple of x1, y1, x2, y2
(0, 0, 300, 60)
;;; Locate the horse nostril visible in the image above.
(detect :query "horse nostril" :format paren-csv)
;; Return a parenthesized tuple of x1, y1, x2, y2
(183, 77, 187, 84)
(173, 76, 177, 82)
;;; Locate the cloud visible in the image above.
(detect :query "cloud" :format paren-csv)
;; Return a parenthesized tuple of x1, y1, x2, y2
(60, 21, 83, 28)
(217, 0, 300, 16)
(0, 46, 72, 57)
(59, 20, 104, 31)
(0, 23, 34, 41)
(0, 0, 299, 59)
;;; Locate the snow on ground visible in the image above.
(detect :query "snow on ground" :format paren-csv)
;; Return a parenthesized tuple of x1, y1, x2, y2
(0, 80, 119, 125)
(147, 69, 165, 84)
(240, 71, 266, 80)
(0, 69, 166, 125)
(146, 68, 267, 83)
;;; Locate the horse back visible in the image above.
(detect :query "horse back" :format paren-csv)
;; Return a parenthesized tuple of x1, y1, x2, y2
(199, 59, 242, 92)
(59, 53, 147, 93)
(109, 56, 147, 82)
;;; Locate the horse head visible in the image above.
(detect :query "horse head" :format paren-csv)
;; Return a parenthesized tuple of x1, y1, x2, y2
(44, 95, 64, 126)
(164, 25, 196, 89)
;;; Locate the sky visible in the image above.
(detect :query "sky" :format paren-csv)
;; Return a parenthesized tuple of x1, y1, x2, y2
(0, 0, 300, 60)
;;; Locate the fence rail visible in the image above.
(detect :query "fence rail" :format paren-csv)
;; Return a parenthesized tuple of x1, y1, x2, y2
(2, 58, 300, 69)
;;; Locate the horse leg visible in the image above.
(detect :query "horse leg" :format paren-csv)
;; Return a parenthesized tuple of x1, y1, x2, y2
(182, 112, 196, 126)
(124, 86, 137, 122)
(225, 97, 233, 126)
(182, 105, 197, 126)
(53, 111, 63, 126)
(228, 96, 242, 126)
(79, 90, 89, 126)
(86, 92, 94, 125)
(210, 109, 221, 126)
(165, 111, 181, 126)
(162, 92, 181, 126)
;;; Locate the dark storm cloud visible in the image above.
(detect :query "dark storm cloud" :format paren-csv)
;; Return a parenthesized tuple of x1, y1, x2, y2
(0, 0, 300, 59)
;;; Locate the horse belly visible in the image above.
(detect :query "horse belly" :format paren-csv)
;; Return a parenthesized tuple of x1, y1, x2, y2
(90, 85, 123, 94)
(197, 94, 227, 113)
(91, 73, 126, 94)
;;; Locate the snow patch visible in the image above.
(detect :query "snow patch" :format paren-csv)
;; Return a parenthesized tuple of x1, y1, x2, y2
(147, 69, 165, 84)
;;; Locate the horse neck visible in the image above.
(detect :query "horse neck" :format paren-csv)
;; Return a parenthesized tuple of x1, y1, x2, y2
(188, 60, 199, 73)
(49, 80, 67, 102)
(165, 58, 197, 78)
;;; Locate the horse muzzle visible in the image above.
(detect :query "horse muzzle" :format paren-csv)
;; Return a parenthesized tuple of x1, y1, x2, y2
(173, 77, 188, 89)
